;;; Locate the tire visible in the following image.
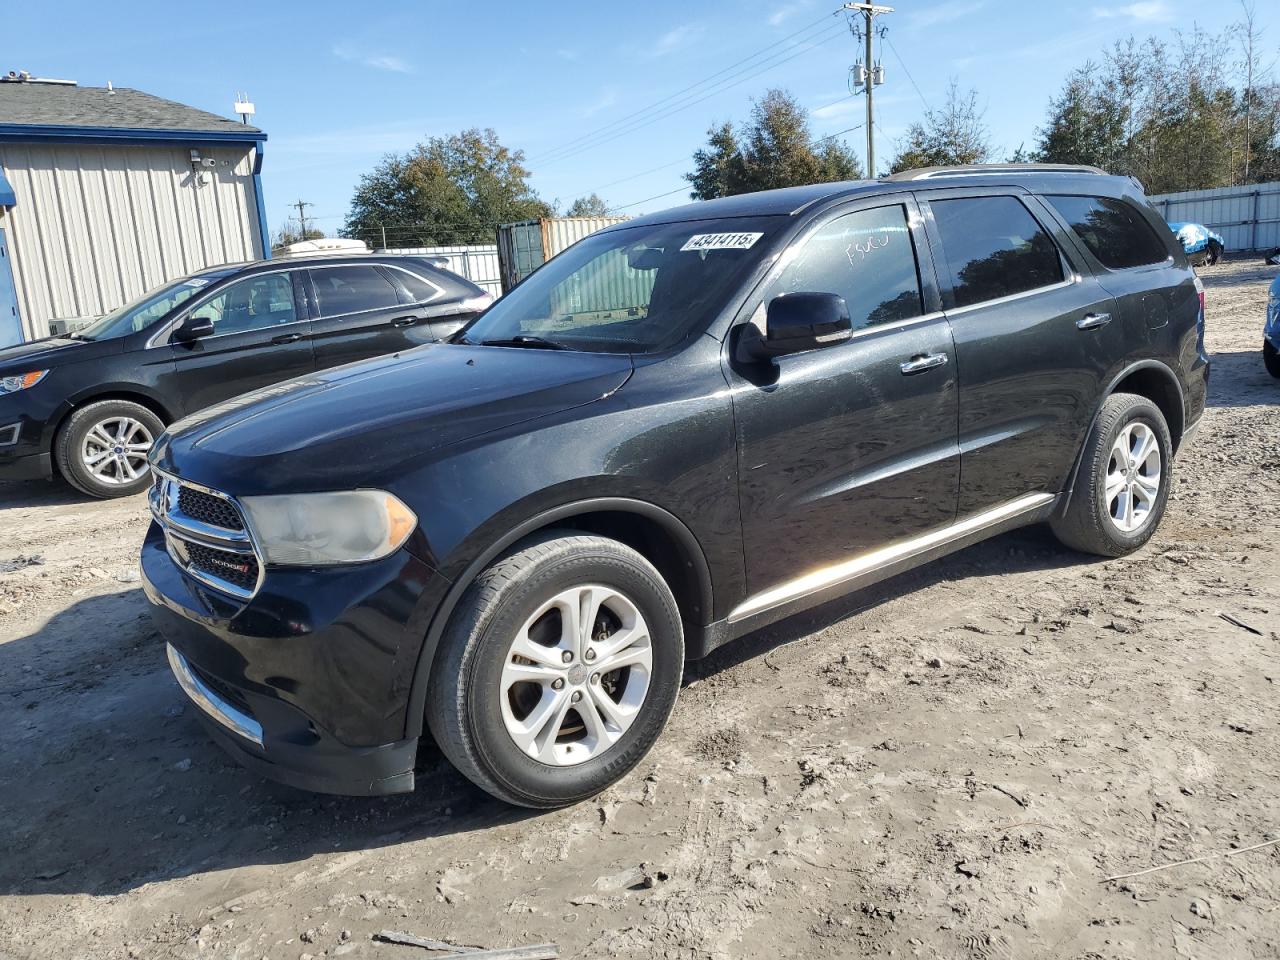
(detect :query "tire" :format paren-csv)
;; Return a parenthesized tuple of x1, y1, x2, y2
(1265, 341, 1280, 379)
(1206, 241, 1222, 266)
(427, 531, 684, 808)
(55, 399, 164, 499)
(1050, 392, 1173, 558)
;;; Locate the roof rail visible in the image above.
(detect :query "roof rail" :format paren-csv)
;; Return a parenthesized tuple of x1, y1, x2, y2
(883, 163, 1108, 182)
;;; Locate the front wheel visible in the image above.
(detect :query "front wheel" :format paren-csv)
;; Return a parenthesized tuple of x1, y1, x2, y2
(1051, 392, 1172, 557)
(55, 399, 164, 499)
(427, 531, 684, 808)
(1265, 340, 1280, 379)
(1206, 241, 1222, 266)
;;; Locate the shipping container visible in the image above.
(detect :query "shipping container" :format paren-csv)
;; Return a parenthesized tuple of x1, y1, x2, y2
(496, 216, 629, 292)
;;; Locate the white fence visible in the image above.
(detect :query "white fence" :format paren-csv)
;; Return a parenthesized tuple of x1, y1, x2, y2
(376, 244, 501, 297)
(1148, 181, 1280, 252)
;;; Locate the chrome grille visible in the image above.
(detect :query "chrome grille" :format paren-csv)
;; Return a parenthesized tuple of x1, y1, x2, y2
(149, 471, 262, 600)
(177, 486, 244, 531)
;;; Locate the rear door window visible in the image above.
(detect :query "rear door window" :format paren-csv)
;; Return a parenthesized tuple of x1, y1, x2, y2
(311, 266, 400, 317)
(1044, 195, 1170, 269)
(763, 204, 924, 331)
(929, 196, 1065, 309)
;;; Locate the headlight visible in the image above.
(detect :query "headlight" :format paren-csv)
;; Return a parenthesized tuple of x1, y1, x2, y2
(0, 370, 49, 395)
(239, 490, 417, 566)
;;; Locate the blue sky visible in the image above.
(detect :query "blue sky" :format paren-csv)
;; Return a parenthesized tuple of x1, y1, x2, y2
(6, 0, 1275, 240)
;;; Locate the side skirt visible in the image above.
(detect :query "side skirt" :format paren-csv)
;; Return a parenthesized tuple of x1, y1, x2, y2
(688, 492, 1060, 659)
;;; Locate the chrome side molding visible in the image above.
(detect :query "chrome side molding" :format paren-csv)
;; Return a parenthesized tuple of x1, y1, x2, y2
(727, 492, 1056, 624)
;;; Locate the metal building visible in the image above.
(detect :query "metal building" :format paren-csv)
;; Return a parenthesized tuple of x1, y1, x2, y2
(0, 75, 268, 346)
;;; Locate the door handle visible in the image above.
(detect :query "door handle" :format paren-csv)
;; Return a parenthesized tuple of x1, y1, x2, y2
(1076, 312, 1112, 330)
(271, 332, 303, 344)
(899, 352, 948, 375)
(390, 316, 419, 328)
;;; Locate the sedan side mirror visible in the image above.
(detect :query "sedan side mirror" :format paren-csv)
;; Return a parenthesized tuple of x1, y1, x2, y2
(173, 314, 215, 343)
(739, 292, 852, 361)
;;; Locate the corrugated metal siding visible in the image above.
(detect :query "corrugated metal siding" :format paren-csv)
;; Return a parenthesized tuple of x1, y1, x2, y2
(377, 244, 502, 297)
(1148, 181, 1280, 252)
(496, 216, 629, 291)
(0, 141, 263, 339)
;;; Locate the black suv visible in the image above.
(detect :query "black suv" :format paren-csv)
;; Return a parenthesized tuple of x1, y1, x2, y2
(142, 165, 1209, 807)
(0, 255, 491, 498)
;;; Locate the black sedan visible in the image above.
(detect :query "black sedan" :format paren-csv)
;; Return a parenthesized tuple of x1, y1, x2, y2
(0, 254, 492, 498)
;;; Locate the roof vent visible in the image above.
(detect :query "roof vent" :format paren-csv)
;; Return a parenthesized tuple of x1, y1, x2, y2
(1, 70, 77, 85)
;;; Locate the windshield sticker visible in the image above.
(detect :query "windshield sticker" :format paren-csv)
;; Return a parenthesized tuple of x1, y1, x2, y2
(186, 278, 210, 287)
(680, 232, 763, 252)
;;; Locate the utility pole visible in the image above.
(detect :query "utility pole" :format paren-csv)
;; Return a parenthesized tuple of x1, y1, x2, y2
(844, 3, 892, 176)
(292, 199, 313, 238)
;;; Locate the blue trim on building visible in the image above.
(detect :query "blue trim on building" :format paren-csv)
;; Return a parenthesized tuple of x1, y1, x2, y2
(252, 141, 271, 261)
(0, 168, 14, 207)
(0, 123, 266, 146)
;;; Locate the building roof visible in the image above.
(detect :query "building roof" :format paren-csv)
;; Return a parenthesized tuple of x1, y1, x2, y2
(0, 82, 264, 143)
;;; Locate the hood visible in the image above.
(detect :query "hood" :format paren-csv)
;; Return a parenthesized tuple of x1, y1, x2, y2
(0, 336, 121, 372)
(152, 343, 634, 495)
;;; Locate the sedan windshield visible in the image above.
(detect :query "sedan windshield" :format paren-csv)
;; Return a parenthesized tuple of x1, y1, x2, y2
(72, 273, 234, 341)
(460, 216, 787, 353)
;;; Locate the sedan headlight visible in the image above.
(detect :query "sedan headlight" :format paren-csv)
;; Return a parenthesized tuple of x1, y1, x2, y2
(0, 370, 49, 395)
(239, 490, 417, 566)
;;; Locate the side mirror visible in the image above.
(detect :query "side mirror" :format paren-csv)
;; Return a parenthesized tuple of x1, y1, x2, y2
(739, 292, 852, 360)
(173, 314, 215, 343)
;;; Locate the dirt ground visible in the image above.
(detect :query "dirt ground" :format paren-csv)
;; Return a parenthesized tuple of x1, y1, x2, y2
(1, 256, 1278, 960)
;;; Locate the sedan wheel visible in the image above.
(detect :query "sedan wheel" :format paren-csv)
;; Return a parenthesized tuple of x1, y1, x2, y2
(80, 416, 155, 487)
(56, 399, 166, 499)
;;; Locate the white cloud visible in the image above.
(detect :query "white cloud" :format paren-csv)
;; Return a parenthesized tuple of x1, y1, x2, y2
(769, 1, 811, 26)
(909, 1, 987, 29)
(332, 44, 413, 74)
(650, 23, 704, 57)
(1091, 1, 1172, 21)
(581, 88, 619, 118)
(813, 98, 859, 119)
(556, 48, 579, 61)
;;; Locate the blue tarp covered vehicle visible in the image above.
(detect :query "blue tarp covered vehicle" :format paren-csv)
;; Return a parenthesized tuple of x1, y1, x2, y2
(1266, 274, 1280, 377)
(1168, 221, 1225, 266)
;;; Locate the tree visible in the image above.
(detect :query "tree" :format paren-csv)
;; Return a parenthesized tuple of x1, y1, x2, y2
(888, 81, 992, 174)
(1033, 13, 1280, 192)
(685, 89, 862, 200)
(565, 193, 610, 216)
(345, 129, 551, 247)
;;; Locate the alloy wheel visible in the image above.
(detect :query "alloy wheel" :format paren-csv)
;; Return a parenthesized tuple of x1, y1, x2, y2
(1104, 421, 1161, 533)
(499, 584, 653, 766)
(80, 416, 154, 486)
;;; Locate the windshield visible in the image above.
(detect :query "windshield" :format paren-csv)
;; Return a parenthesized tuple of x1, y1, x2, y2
(72, 273, 233, 341)
(460, 216, 787, 353)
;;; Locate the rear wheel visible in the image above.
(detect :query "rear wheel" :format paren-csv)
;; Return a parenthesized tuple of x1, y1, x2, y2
(1265, 341, 1280, 379)
(55, 399, 164, 499)
(427, 531, 684, 808)
(1206, 240, 1222, 266)
(1051, 392, 1172, 557)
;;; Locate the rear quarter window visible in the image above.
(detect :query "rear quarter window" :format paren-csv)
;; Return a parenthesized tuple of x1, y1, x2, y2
(1044, 195, 1170, 270)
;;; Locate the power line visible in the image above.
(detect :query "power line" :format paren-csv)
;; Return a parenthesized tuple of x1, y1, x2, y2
(534, 22, 849, 168)
(530, 9, 845, 165)
(610, 123, 865, 212)
(883, 33, 929, 112)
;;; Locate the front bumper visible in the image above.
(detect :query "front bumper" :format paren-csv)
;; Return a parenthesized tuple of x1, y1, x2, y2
(142, 522, 440, 796)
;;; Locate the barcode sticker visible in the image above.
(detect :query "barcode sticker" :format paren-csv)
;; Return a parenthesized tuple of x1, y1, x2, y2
(680, 232, 763, 252)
